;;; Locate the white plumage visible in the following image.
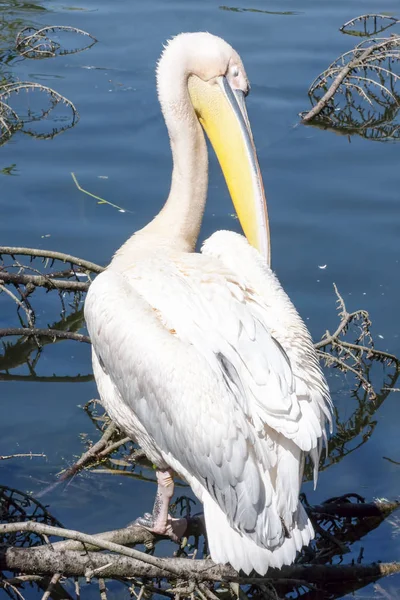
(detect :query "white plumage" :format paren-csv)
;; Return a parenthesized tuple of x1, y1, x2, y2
(84, 32, 332, 575)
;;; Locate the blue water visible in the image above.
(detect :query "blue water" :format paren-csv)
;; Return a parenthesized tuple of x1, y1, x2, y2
(1, 0, 399, 596)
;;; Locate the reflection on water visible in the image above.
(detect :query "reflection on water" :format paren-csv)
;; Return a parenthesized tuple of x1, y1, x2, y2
(340, 13, 400, 37)
(219, 6, 301, 15)
(1, 0, 400, 597)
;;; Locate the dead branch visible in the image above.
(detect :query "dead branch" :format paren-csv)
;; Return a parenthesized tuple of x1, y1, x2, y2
(1, 484, 398, 595)
(300, 18, 400, 141)
(302, 36, 400, 122)
(0, 282, 35, 326)
(317, 350, 376, 398)
(58, 422, 119, 480)
(2, 498, 396, 556)
(0, 453, 46, 461)
(0, 522, 183, 576)
(0, 80, 79, 145)
(37, 498, 397, 555)
(1, 546, 398, 584)
(0, 247, 103, 273)
(308, 499, 399, 519)
(49, 419, 135, 489)
(0, 328, 90, 343)
(15, 25, 97, 59)
(35, 422, 130, 498)
(312, 283, 399, 400)
(41, 573, 61, 600)
(0, 272, 89, 292)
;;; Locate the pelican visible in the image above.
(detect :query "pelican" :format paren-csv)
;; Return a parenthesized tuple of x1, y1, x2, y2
(85, 32, 332, 575)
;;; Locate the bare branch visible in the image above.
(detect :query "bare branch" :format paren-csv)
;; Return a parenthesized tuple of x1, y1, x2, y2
(0, 283, 34, 326)
(0, 272, 90, 292)
(0, 453, 46, 461)
(16, 25, 97, 59)
(0, 247, 103, 273)
(302, 37, 400, 122)
(0, 522, 184, 576)
(36, 422, 129, 497)
(0, 328, 90, 343)
(1, 545, 399, 584)
(40, 573, 61, 600)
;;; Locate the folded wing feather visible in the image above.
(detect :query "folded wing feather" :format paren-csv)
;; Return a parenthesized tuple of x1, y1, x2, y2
(85, 232, 331, 550)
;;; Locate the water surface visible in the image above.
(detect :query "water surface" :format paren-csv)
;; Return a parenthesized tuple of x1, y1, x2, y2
(1, 0, 399, 596)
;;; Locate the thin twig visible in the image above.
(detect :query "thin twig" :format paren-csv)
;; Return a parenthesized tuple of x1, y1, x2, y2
(0, 246, 103, 273)
(317, 350, 375, 398)
(0, 271, 90, 292)
(302, 37, 400, 122)
(0, 283, 34, 326)
(58, 422, 119, 481)
(41, 573, 61, 600)
(0, 328, 90, 343)
(71, 173, 128, 213)
(98, 578, 107, 600)
(0, 453, 46, 461)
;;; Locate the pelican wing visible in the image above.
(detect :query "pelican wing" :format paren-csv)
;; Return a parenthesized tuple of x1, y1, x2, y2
(202, 230, 332, 441)
(85, 236, 330, 548)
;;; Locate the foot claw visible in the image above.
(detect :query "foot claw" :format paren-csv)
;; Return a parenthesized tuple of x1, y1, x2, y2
(133, 514, 187, 542)
(134, 514, 155, 528)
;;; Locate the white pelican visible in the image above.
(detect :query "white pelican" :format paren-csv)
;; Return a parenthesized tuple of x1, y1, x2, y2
(85, 32, 332, 575)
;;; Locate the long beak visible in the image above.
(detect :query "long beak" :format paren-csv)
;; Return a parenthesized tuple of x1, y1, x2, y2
(188, 74, 270, 265)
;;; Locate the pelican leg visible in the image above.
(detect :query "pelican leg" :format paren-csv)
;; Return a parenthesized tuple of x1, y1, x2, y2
(135, 469, 187, 542)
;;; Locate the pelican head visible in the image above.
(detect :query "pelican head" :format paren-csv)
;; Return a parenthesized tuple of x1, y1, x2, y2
(156, 32, 270, 263)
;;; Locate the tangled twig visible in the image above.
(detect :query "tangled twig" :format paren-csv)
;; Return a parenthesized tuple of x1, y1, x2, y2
(314, 284, 399, 400)
(301, 17, 400, 141)
(302, 35, 400, 123)
(35, 422, 131, 498)
(0, 81, 79, 144)
(0, 24, 97, 146)
(15, 26, 97, 59)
